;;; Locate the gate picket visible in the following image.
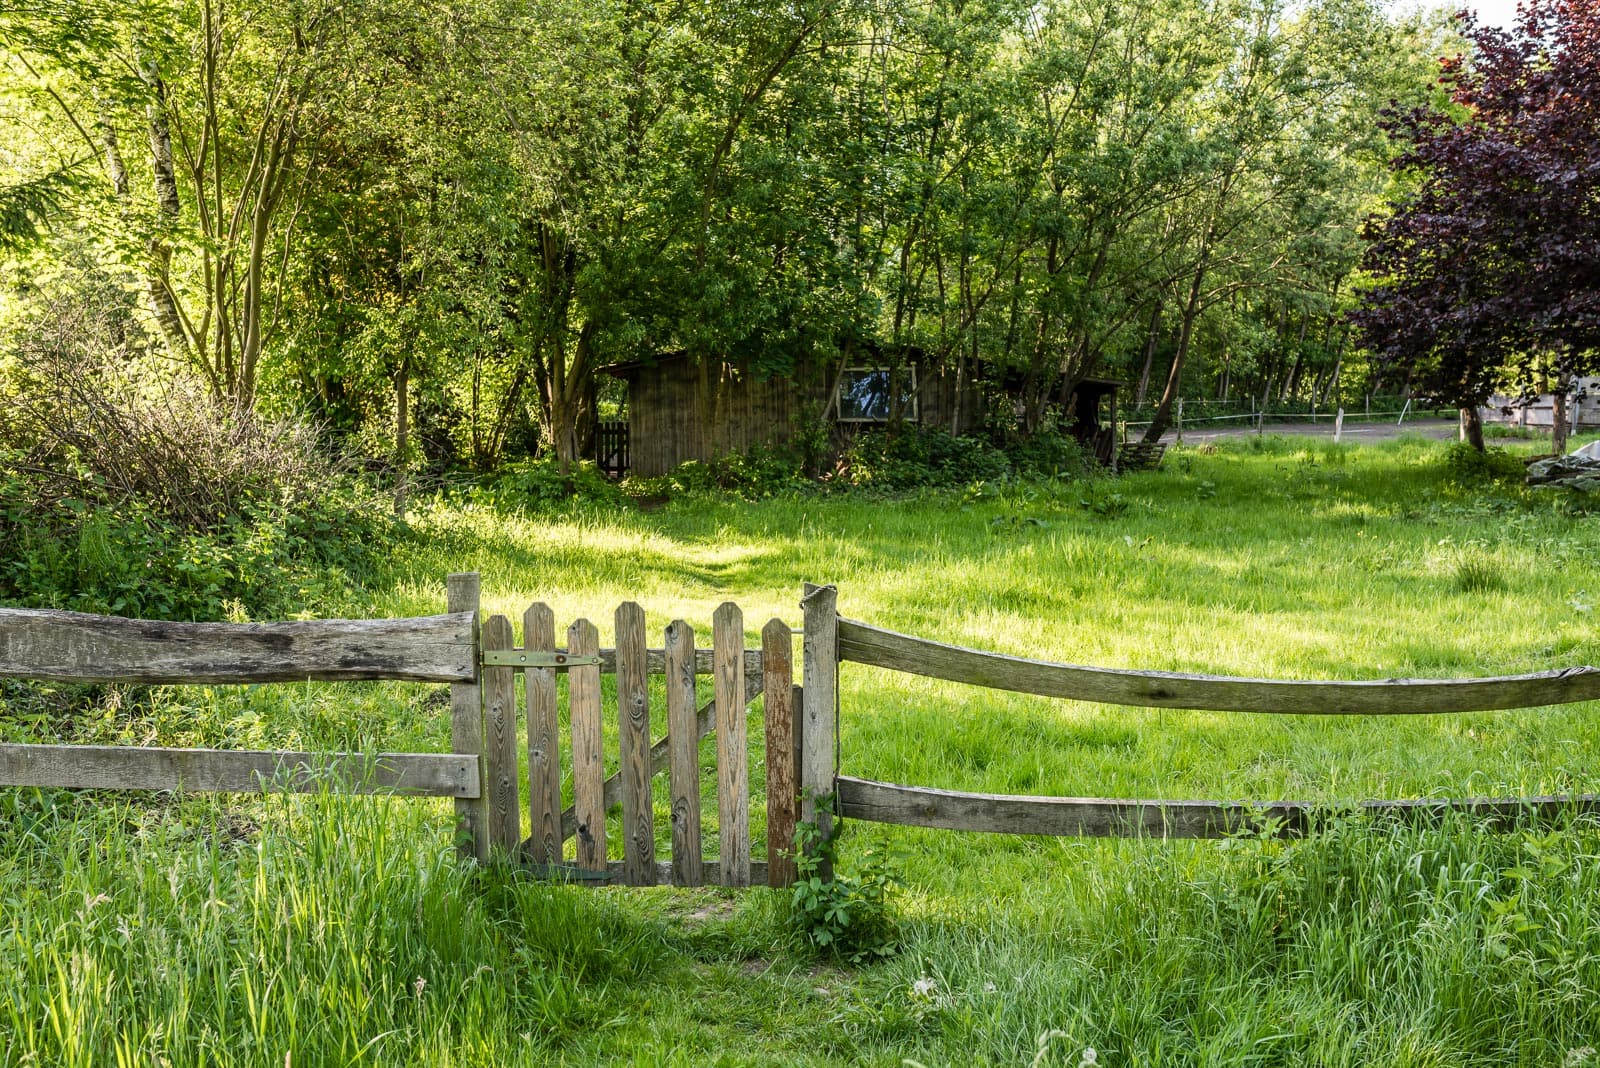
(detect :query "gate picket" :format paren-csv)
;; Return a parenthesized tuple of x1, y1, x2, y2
(524, 603, 560, 863)
(665, 621, 703, 886)
(481, 614, 521, 854)
(616, 603, 655, 885)
(568, 618, 606, 872)
(762, 618, 796, 887)
(714, 603, 750, 888)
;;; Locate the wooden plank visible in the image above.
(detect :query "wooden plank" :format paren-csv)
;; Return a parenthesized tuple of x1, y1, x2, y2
(666, 620, 703, 887)
(801, 585, 839, 869)
(0, 744, 478, 797)
(464, 647, 762, 677)
(448, 573, 486, 862)
(0, 608, 476, 684)
(837, 618, 1600, 716)
(791, 684, 803, 808)
(762, 618, 797, 888)
(550, 676, 764, 843)
(714, 602, 749, 887)
(520, 857, 770, 886)
(524, 603, 561, 864)
(568, 618, 606, 872)
(481, 614, 521, 856)
(616, 602, 656, 885)
(835, 776, 1600, 839)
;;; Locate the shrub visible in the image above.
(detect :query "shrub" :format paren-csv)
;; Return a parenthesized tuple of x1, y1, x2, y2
(486, 457, 624, 509)
(2, 300, 342, 533)
(625, 444, 809, 500)
(1441, 442, 1526, 483)
(1003, 428, 1095, 480)
(839, 425, 1011, 490)
(0, 292, 397, 620)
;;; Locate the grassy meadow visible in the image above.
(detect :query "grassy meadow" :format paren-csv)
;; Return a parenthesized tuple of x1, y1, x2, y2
(6, 433, 1600, 1066)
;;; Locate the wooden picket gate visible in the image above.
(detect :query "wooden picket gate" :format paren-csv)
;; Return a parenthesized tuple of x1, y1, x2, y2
(447, 576, 841, 888)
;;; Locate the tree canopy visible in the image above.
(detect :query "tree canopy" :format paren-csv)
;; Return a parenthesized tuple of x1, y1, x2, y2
(1353, 0, 1600, 447)
(3, 0, 1447, 469)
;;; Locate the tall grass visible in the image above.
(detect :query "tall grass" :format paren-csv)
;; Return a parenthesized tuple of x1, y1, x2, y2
(4, 435, 1600, 1065)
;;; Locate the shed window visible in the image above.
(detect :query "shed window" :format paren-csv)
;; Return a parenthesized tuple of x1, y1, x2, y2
(837, 367, 917, 422)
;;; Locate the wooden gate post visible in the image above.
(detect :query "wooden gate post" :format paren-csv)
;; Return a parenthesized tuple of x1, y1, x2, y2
(447, 572, 487, 862)
(801, 584, 838, 871)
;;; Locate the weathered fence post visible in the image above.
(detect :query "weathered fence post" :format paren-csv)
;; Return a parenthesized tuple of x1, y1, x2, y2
(762, 618, 797, 887)
(447, 572, 487, 862)
(801, 584, 838, 875)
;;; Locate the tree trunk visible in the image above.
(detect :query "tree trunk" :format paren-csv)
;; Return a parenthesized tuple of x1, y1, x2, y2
(1134, 302, 1161, 410)
(394, 358, 410, 517)
(138, 83, 192, 366)
(1141, 256, 1206, 444)
(1459, 405, 1484, 451)
(1553, 373, 1571, 456)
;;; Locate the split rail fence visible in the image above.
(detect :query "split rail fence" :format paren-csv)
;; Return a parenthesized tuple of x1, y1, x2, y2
(827, 604, 1600, 837)
(5, 576, 1600, 885)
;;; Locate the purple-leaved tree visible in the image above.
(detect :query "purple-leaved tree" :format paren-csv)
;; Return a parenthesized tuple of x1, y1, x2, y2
(1353, 0, 1600, 451)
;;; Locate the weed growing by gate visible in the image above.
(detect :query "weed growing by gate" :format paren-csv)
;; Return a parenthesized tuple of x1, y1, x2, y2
(789, 801, 904, 963)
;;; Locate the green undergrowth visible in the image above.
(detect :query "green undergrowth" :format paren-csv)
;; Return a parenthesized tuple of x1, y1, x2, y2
(6, 433, 1600, 1065)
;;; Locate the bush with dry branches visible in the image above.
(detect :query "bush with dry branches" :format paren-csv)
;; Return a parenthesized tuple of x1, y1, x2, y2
(2, 293, 344, 531)
(0, 288, 396, 620)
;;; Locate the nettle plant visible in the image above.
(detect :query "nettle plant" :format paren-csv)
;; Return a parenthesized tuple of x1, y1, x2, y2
(789, 796, 903, 963)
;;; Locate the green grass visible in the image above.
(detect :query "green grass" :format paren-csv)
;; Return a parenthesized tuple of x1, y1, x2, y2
(6, 434, 1600, 1066)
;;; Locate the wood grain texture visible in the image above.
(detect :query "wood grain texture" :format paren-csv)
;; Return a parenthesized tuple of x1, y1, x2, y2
(762, 618, 797, 887)
(801, 585, 839, 857)
(616, 603, 656, 885)
(568, 618, 606, 872)
(0, 744, 479, 797)
(665, 620, 703, 887)
(481, 614, 521, 855)
(837, 618, 1600, 715)
(714, 602, 750, 887)
(552, 675, 764, 844)
(0, 608, 476, 684)
(524, 603, 561, 864)
(448, 573, 485, 862)
(835, 776, 1600, 838)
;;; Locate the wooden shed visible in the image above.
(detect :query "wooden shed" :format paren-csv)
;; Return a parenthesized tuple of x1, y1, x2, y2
(599, 351, 986, 478)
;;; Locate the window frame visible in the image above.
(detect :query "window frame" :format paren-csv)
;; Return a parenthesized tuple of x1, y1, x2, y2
(834, 366, 919, 423)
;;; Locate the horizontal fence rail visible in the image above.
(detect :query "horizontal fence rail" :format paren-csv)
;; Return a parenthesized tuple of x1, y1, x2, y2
(836, 776, 1600, 839)
(0, 608, 477, 684)
(0, 744, 479, 797)
(837, 618, 1600, 715)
